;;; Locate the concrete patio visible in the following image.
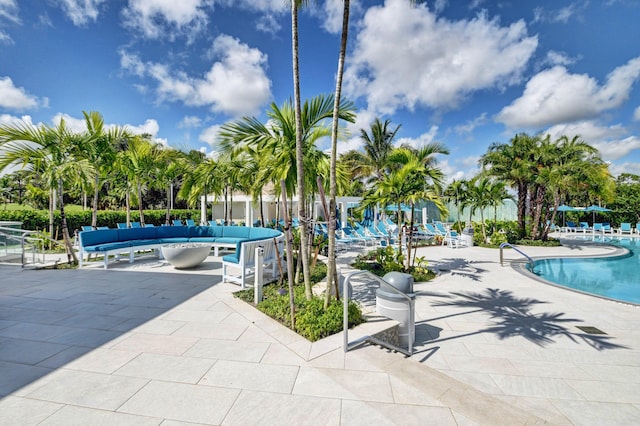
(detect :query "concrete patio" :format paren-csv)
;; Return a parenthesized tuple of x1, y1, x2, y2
(1, 239, 639, 425)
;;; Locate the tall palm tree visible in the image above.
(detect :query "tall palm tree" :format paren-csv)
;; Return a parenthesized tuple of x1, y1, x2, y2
(0, 118, 95, 263)
(80, 111, 130, 227)
(444, 179, 467, 230)
(118, 135, 159, 226)
(481, 133, 538, 237)
(218, 95, 355, 300)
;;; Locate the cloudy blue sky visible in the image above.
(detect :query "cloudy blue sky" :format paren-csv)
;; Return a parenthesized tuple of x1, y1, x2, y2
(1, 0, 640, 180)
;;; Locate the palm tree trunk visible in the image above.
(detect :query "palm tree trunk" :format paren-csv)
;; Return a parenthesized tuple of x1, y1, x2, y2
(126, 191, 131, 225)
(48, 188, 54, 248)
(166, 185, 171, 225)
(137, 182, 145, 226)
(92, 175, 100, 228)
(291, 0, 312, 300)
(326, 0, 350, 310)
(58, 178, 78, 264)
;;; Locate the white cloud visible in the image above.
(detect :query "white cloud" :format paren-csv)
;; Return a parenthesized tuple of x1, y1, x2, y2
(50, 113, 166, 145)
(541, 50, 577, 68)
(255, 13, 281, 35)
(120, 35, 271, 117)
(552, 2, 584, 24)
(396, 126, 439, 150)
(454, 113, 488, 135)
(199, 124, 222, 147)
(344, 0, 537, 116)
(0, 76, 42, 110)
(609, 161, 640, 177)
(0, 0, 19, 24)
(0, 30, 11, 44)
(497, 57, 640, 129)
(178, 115, 202, 128)
(544, 120, 640, 161)
(122, 0, 212, 41)
(634, 106, 640, 121)
(0, 114, 34, 127)
(57, 0, 106, 26)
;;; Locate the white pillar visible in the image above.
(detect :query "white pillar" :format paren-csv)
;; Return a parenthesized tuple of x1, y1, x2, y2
(254, 246, 264, 303)
(245, 199, 252, 226)
(340, 202, 348, 229)
(422, 207, 428, 226)
(200, 195, 206, 225)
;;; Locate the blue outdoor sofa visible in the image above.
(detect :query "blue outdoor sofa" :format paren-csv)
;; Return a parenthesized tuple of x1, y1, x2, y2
(78, 225, 283, 273)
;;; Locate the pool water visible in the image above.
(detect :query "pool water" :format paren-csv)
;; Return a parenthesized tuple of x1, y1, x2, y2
(532, 237, 640, 305)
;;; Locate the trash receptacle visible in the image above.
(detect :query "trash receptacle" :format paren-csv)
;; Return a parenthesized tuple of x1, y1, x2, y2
(376, 272, 415, 347)
(462, 228, 474, 247)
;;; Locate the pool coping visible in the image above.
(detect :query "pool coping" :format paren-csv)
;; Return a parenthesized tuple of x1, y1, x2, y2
(512, 238, 639, 307)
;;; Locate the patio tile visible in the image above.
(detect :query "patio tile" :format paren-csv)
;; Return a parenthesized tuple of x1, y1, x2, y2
(490, 374, 585, 399)
(552, 400, 640, 425)
(222, 390, 341, 426)
(260, 342, 307, 366)
(24, 369, 149, 410)
(39, 405, 162, 426)
(161, 309, 229, 323)
(0, 322, 75, 342)
(40, 347, 139, 373)
(0, 396, 63, 426)
(341, 400, 457, 425)
(199, 359, 299, 393)
(171, 321, 248, 340)
(117, 380, 239, 425)
(565, 379, 640, 403)
(109, 333, 199, 355)
(292, 367, 394, 403)
(115, 353, 215, 383)
(184, 338, 270, 362)
(0, 337, 69, 365)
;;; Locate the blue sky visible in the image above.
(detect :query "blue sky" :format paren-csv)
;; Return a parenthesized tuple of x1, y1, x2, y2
(1, 0, 640, 181)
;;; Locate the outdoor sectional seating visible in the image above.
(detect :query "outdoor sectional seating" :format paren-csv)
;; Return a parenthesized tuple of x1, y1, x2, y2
(78, 225, 283, 279)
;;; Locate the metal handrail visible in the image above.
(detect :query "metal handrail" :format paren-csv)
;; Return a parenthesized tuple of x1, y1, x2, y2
(343, 270, 414, 356)
(0, 226, 62, 267)
(499, 242, 534, 269)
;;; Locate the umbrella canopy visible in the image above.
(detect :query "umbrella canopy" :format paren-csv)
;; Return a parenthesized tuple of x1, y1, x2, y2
(362, 206, 374, 227)
(555, 204, 582, 212)
(385, 204, 411, 213)
(553, 204, 582, 227)
(585, 205, 612, 223)
(585, 205, 612, 212)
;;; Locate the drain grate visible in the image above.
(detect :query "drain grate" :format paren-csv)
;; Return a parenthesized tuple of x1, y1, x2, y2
(576, 326, 607, 335)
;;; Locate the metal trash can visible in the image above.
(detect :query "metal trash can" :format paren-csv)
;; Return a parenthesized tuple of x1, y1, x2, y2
(376, 272, 415, 347)
(462, 228, 474, 247)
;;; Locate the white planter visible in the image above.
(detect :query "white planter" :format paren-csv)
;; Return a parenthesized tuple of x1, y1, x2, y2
(161, 243, 211, 269)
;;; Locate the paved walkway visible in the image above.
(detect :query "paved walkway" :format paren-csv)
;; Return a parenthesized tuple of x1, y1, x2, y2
(0, 238, 638, 425)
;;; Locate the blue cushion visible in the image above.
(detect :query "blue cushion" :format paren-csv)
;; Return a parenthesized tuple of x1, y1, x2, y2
(249, 228, 276, 239)
(222, 227, 251, 238)
(92, 241, 132, 252)
(117, 227, 156, 242)
(80, 229, 120, 247)
(155, 226, 190, 239)
(188, 226, 219, 238)
(188, 237, 217, 243)
(222, 253, 240, 264)
(157, 237, 190, 244)
(215, 237, 245, 244)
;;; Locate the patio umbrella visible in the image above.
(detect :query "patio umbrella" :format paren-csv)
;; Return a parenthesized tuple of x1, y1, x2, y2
(362, 206, 374, 227)
(554, 204, 580, 226)
(585, 205, 612, 223)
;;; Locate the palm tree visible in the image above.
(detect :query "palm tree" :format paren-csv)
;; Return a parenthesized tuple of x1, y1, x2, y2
(218, 95, 355, 300)
(118, 135, 161, 226)
(481, 133, 538, 237)
(444, 179, 467, 231)
(0, 118, 95, 263)
(79, 111, 130, 227)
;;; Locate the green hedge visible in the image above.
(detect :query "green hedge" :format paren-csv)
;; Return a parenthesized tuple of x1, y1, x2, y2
(0, 209, 200, 236)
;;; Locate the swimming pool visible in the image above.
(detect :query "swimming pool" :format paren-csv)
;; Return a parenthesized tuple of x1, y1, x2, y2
(531, 237, 640, 305)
